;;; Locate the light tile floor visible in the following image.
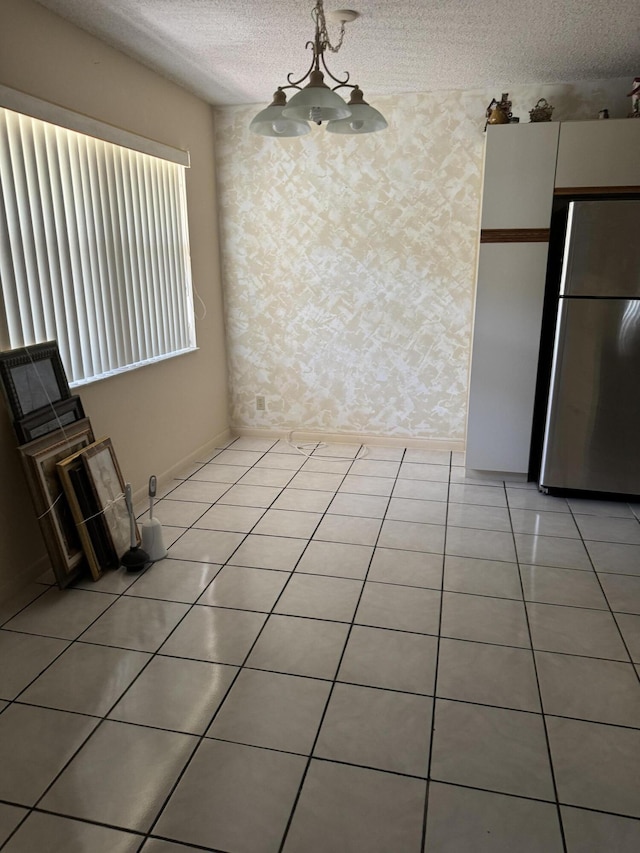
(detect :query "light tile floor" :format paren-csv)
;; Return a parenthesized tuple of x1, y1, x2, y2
(1, 437, 640, 852)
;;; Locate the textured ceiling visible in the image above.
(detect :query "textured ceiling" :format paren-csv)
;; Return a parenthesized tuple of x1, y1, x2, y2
(36, 0, 640, 107)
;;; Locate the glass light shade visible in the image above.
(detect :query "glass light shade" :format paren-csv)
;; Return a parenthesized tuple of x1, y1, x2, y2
(250, 90, 310, 137)
(326, 103, 387, 134)
(326, 87, 387, 134)
(281, 70, 351, 124)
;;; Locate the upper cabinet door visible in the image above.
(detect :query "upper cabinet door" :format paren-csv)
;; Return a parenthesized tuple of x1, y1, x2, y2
(481, 123, 560, 230)
(555, 120, 640, 189)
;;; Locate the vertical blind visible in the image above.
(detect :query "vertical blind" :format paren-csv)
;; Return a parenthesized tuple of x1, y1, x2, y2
(0, 107, 196, 386)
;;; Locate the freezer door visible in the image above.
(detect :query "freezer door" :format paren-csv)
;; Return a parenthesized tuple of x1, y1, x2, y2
(561, 200, 640, 298)
(540, 298, 640, 494)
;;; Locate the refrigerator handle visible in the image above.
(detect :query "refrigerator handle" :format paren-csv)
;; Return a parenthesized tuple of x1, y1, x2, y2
(558, 202, 575, 297)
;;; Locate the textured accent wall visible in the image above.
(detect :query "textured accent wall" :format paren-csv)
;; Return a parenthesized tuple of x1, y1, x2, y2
(214, 78, 627, 441)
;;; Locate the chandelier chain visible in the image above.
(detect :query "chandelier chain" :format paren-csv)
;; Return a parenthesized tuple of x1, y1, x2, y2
(313, 0, 346, 54)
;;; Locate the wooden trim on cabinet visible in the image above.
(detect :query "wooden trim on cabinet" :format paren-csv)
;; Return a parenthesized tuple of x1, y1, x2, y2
(554, 186, 640, 196)
(480, 228, 550, 243)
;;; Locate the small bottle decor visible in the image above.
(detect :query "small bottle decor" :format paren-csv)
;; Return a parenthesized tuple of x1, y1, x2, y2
(529, 98, 554, 122)
(628, 78, 640, 118)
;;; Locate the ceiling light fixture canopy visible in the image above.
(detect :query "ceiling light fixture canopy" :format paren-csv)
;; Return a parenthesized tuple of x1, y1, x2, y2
(250, 1, 387, 138)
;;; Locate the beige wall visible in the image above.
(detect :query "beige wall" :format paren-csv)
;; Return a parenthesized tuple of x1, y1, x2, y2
(214, 78, 628, 443)
(0, 0, 229, 597)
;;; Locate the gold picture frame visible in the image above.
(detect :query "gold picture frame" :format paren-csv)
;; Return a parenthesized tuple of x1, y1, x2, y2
(81, 437, 136, 562)
(19, 418, 94, 588)
(57, 448, 120, 582)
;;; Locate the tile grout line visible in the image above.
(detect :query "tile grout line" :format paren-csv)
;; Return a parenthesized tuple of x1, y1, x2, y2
(505, 482, 569, 853)
(0, 586, 50, 631)
(3, 767, 640, 853)
(146, 437, 289, 553)
(420, 451, 452, 851)
(130, 437, 325, 849)
(4, 621, 635, 709)
(275, 444, 401, 853)
(143, 439, 369, 850)
(564, 502, 640, 687)
(0, 575, 172, 852)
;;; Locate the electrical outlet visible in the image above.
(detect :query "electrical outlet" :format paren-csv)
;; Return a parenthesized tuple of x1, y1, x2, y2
(255, 395, 266, 411)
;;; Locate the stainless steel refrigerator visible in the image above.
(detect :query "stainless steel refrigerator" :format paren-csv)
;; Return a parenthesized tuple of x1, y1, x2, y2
(539, 199, 640, 495)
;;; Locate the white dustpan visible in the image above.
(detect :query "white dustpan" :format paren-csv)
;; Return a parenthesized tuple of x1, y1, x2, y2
(141, 475, 168, 561)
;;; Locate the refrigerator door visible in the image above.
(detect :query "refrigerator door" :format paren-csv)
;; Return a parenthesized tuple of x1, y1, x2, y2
(561, 200, 640, 298)
(540, 297, 640, 493)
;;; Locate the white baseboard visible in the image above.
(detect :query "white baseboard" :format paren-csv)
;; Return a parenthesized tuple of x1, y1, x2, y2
(464, 467, 529, 483)
(231, 426, 464, 452)
(132, 426, 232, 503)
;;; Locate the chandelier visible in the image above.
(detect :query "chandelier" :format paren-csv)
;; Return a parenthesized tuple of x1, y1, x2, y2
(249, 1, 387, 138)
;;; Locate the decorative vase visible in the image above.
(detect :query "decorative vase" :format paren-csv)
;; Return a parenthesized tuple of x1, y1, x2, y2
(487, 104, 510, 125)
(485, 93, 512, 130)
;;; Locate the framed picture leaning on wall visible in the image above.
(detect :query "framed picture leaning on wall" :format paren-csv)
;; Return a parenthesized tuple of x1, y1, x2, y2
(0, 341, 71, 423)
(82, 438, 136, 563)
(15, 395, 85, 444)
(19, 418, 95, 588)
(57, 448, 119, 582)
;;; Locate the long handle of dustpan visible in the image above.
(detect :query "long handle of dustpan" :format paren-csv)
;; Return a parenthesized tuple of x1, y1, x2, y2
(149, 475, 157, 520)
(124, 483, 136, 549)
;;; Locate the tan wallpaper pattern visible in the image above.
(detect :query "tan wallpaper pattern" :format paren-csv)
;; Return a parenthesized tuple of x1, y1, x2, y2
(214, 78, 628, 441)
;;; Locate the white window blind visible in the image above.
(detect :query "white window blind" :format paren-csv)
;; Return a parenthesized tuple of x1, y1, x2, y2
(0, 106, 196, 386)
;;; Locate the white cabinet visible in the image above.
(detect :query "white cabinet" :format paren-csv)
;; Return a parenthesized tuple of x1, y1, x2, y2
(466, 122, 559, 475)
(466, 243, 550, 473)
(555, 120, 640, 189)
(467, 118, 640, 476)
(482, 123, 560, 229)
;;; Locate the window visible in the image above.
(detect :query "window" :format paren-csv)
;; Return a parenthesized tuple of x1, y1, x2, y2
(0, 99, 196, 387)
